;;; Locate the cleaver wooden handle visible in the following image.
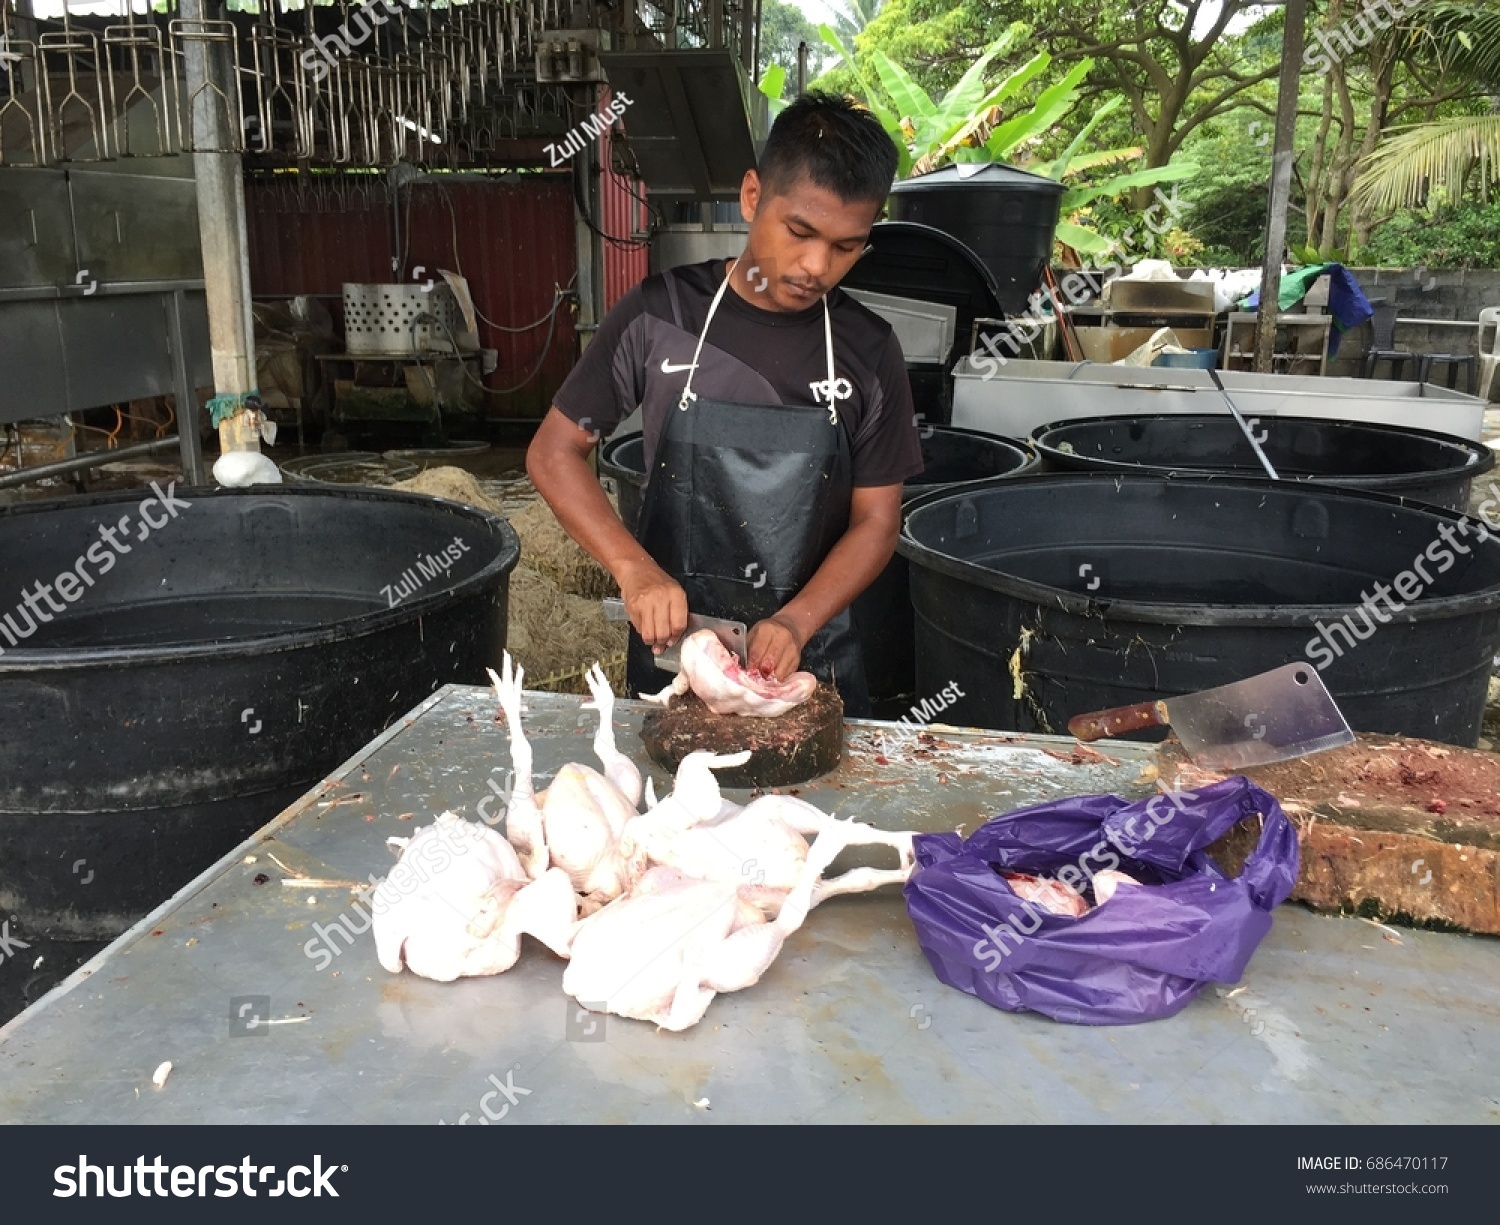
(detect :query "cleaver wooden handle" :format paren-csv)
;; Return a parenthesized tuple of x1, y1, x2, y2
(1068, 700, 1171, 742)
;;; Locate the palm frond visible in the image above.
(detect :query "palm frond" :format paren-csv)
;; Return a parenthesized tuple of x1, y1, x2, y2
(1351, 114, 1500, 211)
(1409, 2, 1500, 84)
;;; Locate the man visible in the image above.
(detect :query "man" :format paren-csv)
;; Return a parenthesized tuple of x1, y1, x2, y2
(527, 92, 922, 716)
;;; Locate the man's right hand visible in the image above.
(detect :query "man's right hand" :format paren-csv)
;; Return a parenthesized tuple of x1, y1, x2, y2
(619, 561, 688, 654)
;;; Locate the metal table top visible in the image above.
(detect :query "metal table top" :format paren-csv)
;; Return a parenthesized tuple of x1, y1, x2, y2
(2, 685, 1497, 1125)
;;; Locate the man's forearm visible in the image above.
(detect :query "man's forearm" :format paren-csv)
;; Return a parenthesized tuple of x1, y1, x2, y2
(527, 421, 651, 584)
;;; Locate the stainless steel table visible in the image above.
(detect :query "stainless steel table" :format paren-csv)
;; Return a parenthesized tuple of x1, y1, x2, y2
(2, 685, 1497, 1124)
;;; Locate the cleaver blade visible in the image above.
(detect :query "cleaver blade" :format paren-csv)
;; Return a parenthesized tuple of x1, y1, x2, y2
(1067, 663, 1355, 770)
(601, 597, 749, 674)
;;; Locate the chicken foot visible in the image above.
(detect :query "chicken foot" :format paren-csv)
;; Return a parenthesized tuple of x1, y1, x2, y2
(580, 661, 643, 806)
(487, 654, 548, 878)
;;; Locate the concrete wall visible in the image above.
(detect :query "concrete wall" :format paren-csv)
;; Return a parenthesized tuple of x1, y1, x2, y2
(1326, 268, 1500, 388)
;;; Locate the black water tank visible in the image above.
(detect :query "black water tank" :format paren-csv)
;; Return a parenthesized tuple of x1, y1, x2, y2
(899, 474, 1500, 745)
(887, 163, 1064, 314)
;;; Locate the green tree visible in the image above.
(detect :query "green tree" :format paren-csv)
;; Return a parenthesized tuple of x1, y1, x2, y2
(759, 0, 828, 82)
(828, 0, 883, 47)
(835, 0, 1280, 203)
(1349, 1, 1500, 213)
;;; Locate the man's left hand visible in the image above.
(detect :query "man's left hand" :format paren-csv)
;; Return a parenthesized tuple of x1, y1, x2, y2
(747, 614, 805, 681)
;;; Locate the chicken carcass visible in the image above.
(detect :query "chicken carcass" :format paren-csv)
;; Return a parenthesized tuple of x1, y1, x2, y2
(562, 817, 857, 1031)
(1001, 872, 1088, 918)
(641, 629, 817, 717)
(489, 654, 647, 913)
(634, 749, 916, 913)
(371, 811, 577, 982)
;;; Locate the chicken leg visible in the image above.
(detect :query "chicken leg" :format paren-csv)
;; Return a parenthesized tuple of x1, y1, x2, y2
(663, 817, 857, 1031)
(487, 654, 548, 878)
(580, 661, 643, 806)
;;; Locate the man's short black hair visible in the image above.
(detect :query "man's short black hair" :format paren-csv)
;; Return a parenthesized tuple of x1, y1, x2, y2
(757, 91, 898, 206)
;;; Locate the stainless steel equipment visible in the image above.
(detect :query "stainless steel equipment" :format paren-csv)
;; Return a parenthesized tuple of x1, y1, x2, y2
(342, 282, 464, 357)
(950, 357, 1488, 442)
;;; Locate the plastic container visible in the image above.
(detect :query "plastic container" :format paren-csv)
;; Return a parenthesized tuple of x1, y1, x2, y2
(1031, 414, 1495, 512)
(897, 474, 1500, 745)
(855, 428, 1036, 715)
(599, 431, 647, 534)
(0, 485, 518, 940)
(1152, 349, 1220, 370)
(886, 164, 1065, 314)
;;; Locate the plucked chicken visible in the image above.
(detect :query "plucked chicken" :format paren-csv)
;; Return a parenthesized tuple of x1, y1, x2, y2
(489, 654, 648, 913)
(562, 817, 857, 1031)
(371, 811, 577, 982)
(633, 749, 916, 914)
(641, 629, 817, 716)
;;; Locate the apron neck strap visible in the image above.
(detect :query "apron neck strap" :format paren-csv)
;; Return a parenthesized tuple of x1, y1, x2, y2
(678, 255, 839, 425)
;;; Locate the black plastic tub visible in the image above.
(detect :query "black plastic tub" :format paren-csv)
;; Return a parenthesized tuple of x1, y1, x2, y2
(599, 431, 648, 535)
(0, 485, 518, 943)
(898, 474, 1500, 745)
(1031, 414, 1495, 512)
(854, 428, 1037, 716)
(885, 163, 1064, 314)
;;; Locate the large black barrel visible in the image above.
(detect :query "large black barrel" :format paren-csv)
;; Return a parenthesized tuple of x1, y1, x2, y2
(886, 164, 1064, 314)
(599, 431, 647, 534)
(1031, 414, 1495, 512)
(855, 428, 1036, 717)
(898, 474, 1500, 745)
(0, 485, 518, 944)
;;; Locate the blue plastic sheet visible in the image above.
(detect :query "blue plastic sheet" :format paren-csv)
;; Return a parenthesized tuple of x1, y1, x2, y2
(903, 776, 1299, 1025)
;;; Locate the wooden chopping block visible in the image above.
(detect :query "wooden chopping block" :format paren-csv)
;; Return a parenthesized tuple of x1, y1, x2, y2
(640, 685, 844, 789)
(1155, 735, 1500, 934)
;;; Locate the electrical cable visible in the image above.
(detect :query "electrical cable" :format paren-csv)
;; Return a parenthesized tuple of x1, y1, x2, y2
(426, 295, 566, 396)
(432, 180, 579, 332)
(408, 313, 445, 436)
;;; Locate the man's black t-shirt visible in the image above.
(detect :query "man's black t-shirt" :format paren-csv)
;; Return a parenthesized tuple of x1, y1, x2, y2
(553, 258, 924, 487)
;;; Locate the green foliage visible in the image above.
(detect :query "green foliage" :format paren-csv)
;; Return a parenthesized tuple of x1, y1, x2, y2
(1181, 177, 1307, 266)
(759, 0, 828, 82)
(1290, 244, 1356, 267)
(758, 65, 788, 119)
(1358, 197, 1500, 269)
(817, 22, 1198, 256)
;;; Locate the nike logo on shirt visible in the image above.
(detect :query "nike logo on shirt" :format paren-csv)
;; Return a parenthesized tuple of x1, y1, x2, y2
(660, 359, 697, 374)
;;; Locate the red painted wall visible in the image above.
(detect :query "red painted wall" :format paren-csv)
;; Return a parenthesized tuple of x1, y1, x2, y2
(244, 173, 578, 420)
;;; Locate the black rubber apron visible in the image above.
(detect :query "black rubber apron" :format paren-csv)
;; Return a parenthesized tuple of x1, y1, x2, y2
(626, 258, 871, 715)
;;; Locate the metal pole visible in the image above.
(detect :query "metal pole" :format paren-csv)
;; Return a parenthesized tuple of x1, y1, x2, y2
(168, 288, 208, 485)
(0, 438, 182, 491)
(796, 41, 807, 97)
(1253, 0, 1307, 374)
(740, 0, 754, 74)
(574, 132, 599, 348)
(179, 0, 261, 458)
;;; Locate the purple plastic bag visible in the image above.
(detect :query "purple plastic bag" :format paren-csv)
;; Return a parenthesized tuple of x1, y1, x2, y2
(903, 776, 1299, 1025)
